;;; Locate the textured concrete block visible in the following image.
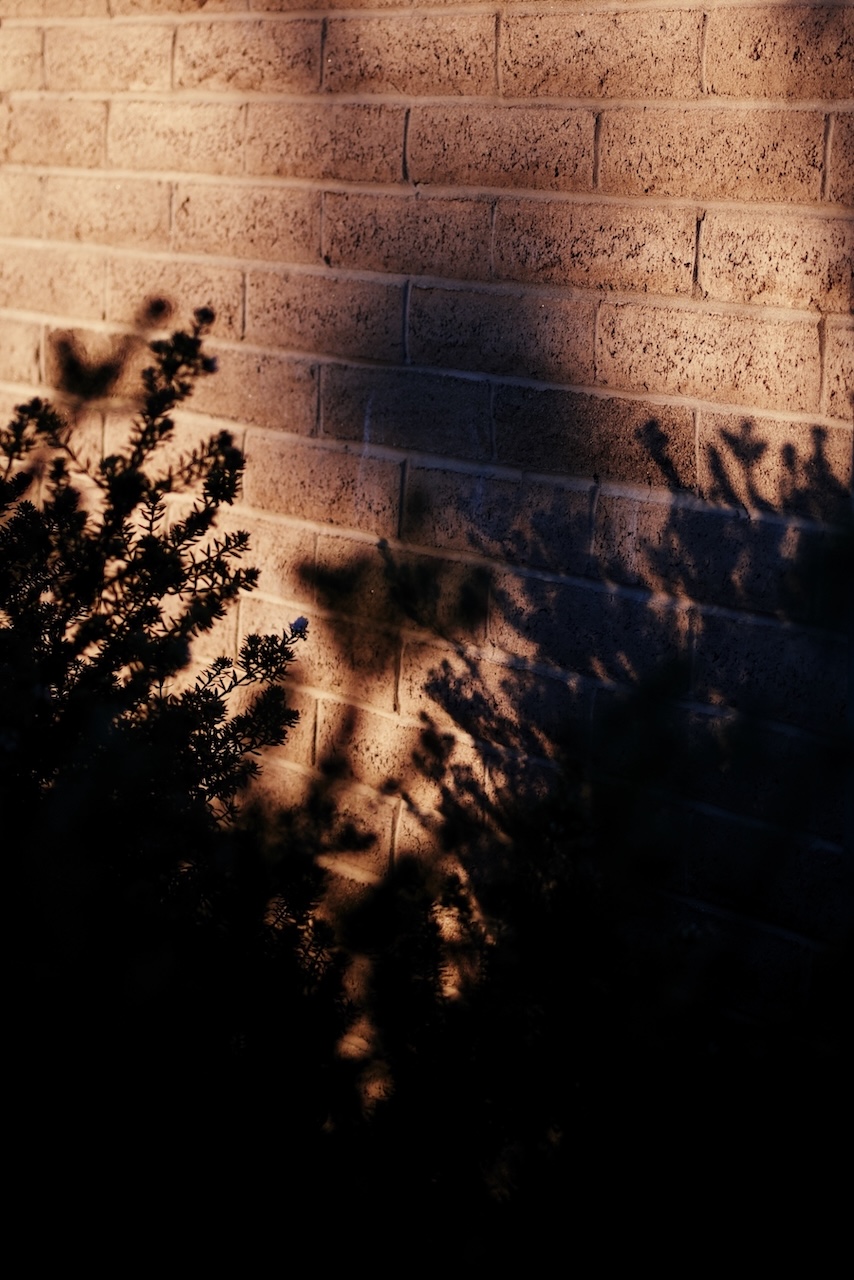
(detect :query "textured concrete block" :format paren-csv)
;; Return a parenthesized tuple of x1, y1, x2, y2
(403, 463, 591, 575)
(113, 1, 244, 11)
(12, 0, 106, 11)
(7, 99, 106, 169)
(698, 411, 853, 522)
(0, 27, 43, 91)
(288, 612, 400, 712)
(0, 173, 43, 238)
(490, 570, 693, 688)
(212, 508, 316, 608)
(0, 244, 105, 321)
(829, 113, 854, 206)
(706, 6, 854, 100)
(495, 200, 695, 295)
(173, 184, 320, 264)
(45, 24, 172, 91)
(246, 103, 405, 183)
(175, 20, 321, 93)
(408, 105, 594, 192)
(823, 318, 853, 423)
(692, 611, 847, 736)
(502, 10, 703, 99)
(190, 345, 318, 434)
(242, 433, 402, 539)
(600, 109, 824, 202)
(700, 212, 853, 312)
(44, 176, 171, 250)
(107, 259, 244, 341)
(0, 318, 41, 386)
(493, 386, 696, 490)
(324, 16, 496, 96)
(409, 286, 596, 383)
(108, 102, 245, 176)
(597, 303, 822, 414)
(590, 493, 638, 585)
(246, 269, 404, 363)
(323, 192, 491, 282)
(320, 364, 491, 460)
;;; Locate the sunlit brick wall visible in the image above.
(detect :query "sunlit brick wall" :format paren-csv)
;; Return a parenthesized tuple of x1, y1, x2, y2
(1, 1, 852, 974)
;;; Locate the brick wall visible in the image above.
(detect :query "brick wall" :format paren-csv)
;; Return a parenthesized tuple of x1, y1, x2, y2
(1, 1, 852, 992)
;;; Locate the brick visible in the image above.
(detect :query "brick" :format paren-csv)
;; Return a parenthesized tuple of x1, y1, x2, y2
(698, 411, 853, 523)
(321, 364, 491, 461)
(829, 113, 854, 206)
(823, 318, 853, 423)
(489, 570, 693, 688)
(699, 212, 853, 312)
(107, 259, 244, 341)
(599, 109, 824, 202)
(323, 193, 491, 282)
(0, 172, 43, 238)
(706, 6, 854, 101)
(493, 385, 696, 490)
(0, 318, 40, 386)
(502, 10, 703, 99)
(242, 433, 402, 539)
(692, 610, 847, 736)
(287, 612, 400, 712)
(173, 184, 320, 264)
(44, 25, 172, 92)
(108, 102, 245, 177)
(403, 464, 592, 576)
(44, 176, 171, 251)
(7, 99, 106, 169)
(494, 200, 695, 295)
(324, 16, 496, 96)
(190, 345, 318, 433)
(213, 508, 317, 607)
(246, 269, 404, 363)
(408, 105, 594, 192)
(0, 26, 43, 91)
(175, 20, 320, 93)
(4, 0, 106, 12)
(0, 244, 105, 321)
(597, 303, 822, 414)
(246, 103, 404, 183)
(113, 1, 244, 11)
(409, 286, 596, 383)
(590, 493, 638, 585)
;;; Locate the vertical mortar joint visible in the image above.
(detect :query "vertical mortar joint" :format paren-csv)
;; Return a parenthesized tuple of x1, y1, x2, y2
(320, 18, 328, 92)
(693, 210, 706, 297)
(821, 114, 834, 202)
(402, 107, 411, 185)
(592, 113, 601, 189)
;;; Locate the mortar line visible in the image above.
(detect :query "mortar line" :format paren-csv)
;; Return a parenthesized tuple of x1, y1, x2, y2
(821, 113, 834, 202)
(319, 17, 328, 92)
(402, 106, 411, 184)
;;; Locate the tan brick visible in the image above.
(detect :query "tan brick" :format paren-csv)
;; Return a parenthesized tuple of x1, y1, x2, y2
(0, 317, 41, 386)
(107, 259, 244, 341)
(600, 109, 824, 202)
(286, 612, 400, 712)
(502, 10, 703, 99)
(590, 493, 638, 585)
(7, 99, 106, 169)
(44, 25, 172, 92)
(0, 26, 43, 91)
(597, 303, 822, 414)
(829, 113, 854, 206)
(173, 183, 320, 264)
(108, 102, 245, 177)
(190, 345, 318, 434)
(0, 172, 43, 238)
(700, 212, 853, 312)
(44, 176, 171, 250)
(321, 364, 491, 461)
(403, 464, 592, 575)
(175, 20, 320, 93)
(706, 6, 854, 101)
(0, 244, 105, 321)
(246, 103, 404, 183)
(493, 386, 696, 491)
(408, 105, 594, 192)
(324, 16, 496, 96)
(823, 318, 853, 423)
(242, 433, 402, 539)
(246, 269, 404, 363)
(5, 0, 106, 12)
(214, 508, 316, 606)
(113, 0, 244, 11)
(409, 286, 596, 384)
(495, 200, 695, 295)
(698, 410, 853, 523)
(323, 193, 491, 282)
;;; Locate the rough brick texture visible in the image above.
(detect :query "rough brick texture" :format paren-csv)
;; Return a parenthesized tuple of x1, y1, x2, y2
(1, 0, 850, 963)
